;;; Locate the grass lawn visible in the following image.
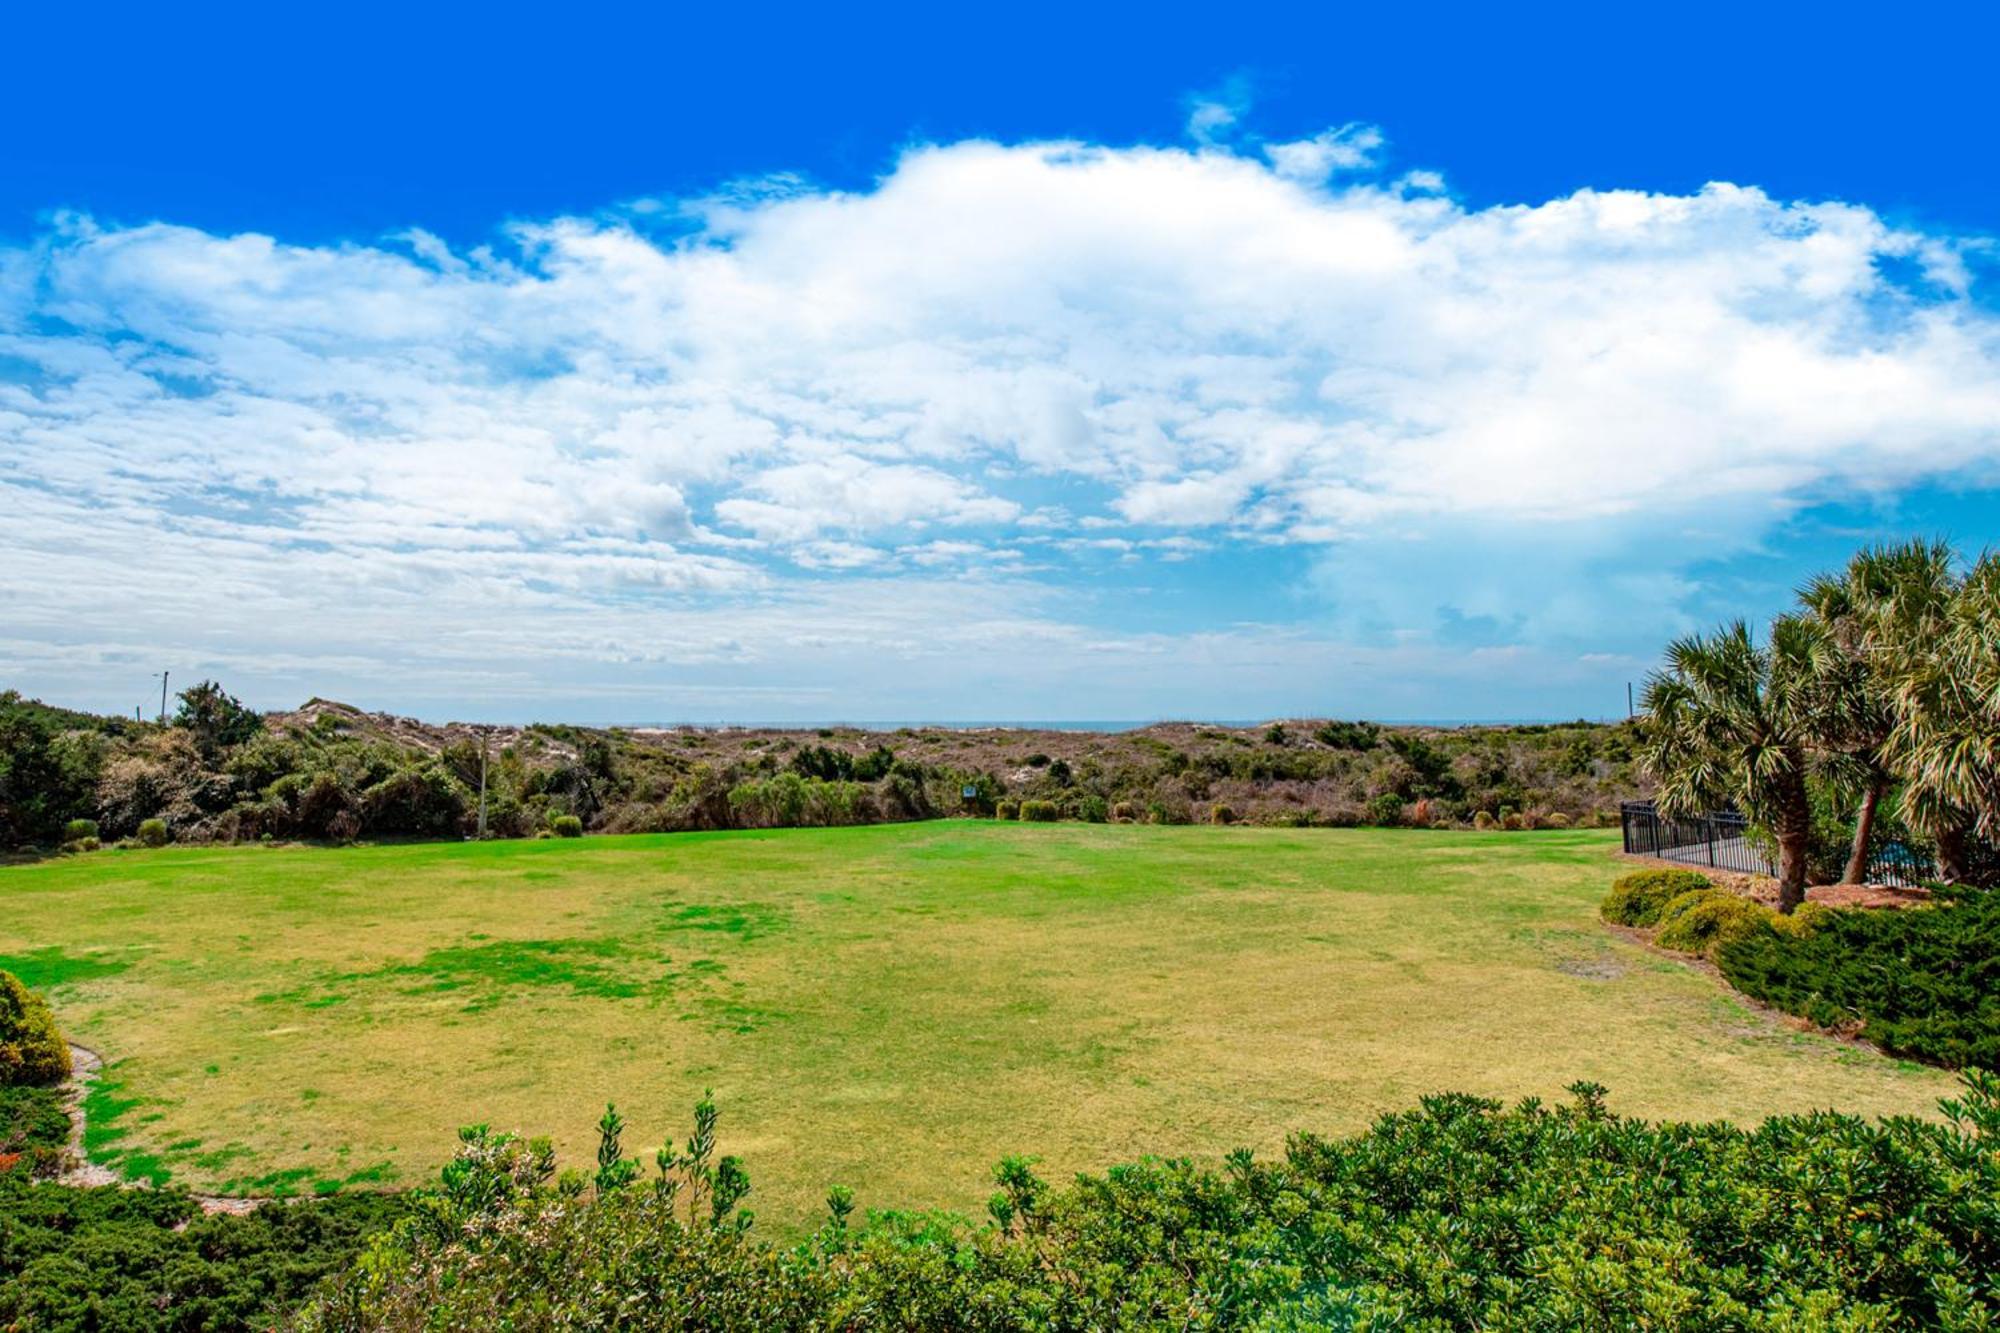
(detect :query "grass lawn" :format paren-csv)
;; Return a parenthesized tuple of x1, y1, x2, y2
(0, 822, 1958, 1229)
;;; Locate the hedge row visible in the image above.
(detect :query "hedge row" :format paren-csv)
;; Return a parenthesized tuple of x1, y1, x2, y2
(297, 1080, 2000, 1329)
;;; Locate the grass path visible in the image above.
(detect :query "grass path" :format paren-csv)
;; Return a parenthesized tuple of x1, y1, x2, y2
(0, 823, 1957, 1229)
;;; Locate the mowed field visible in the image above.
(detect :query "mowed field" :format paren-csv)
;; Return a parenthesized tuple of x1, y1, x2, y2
(0, 822, 1957, 1229)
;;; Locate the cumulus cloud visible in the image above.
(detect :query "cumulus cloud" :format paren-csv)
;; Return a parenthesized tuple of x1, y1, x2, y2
(1, 128, 1997, 717)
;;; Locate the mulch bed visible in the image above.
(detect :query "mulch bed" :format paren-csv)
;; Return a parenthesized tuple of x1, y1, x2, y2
(1620, 855, 1930, 910)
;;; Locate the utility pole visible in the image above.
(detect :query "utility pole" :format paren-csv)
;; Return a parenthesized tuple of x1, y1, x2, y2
(476, 727, 490, 839)
(155, 670, 170, 724)
(1626, 682, 1634, 719)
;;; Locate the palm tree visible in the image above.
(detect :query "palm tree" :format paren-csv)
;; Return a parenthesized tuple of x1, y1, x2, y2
(1885, 550, 2000, 873)
(1797, 544, 1938, 883)
(1803, 539, 1990, 883)
(1638, 616, 1825, 912)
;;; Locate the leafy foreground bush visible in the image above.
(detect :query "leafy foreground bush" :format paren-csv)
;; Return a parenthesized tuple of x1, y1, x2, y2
(1600, 867, 1712, 927)
(1719, 885, 2000, 1072)
(0, 970, 70, 1087)
(0, 1174, 403, 1332)
(301, 1081, 2000, 1331)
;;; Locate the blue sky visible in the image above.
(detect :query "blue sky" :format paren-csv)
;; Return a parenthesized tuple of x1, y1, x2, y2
(2, 1, 1997, 723)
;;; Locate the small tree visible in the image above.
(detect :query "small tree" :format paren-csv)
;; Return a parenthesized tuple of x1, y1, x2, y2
(1640, 617, 1825, 912)
(174, 680, 262, 758)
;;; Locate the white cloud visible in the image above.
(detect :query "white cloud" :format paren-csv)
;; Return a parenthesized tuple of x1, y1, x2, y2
(2, 130, 1997, 716)
(1264, 123, 1385, 181)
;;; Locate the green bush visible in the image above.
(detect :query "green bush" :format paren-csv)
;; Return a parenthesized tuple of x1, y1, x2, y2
(1210, 803, 1235, 825)
(1019, 799, 1059, 822)
(135, 817, 169, 847)
(1, 1084, 70, 1176)
(301, 1080, 2000, 1330)
(1718, 887, 2000, 1070)
(994, 799, 1018, 821)
(61, 818, 98, 843)
(0, 1176, 401, 1331)
(1600, 867, 1712, 927)
(550, 814, 584, 838)
(1363, 793, 1404, 826)
(1654, 890, 1774, 957)
(0, 972, 70, 1087)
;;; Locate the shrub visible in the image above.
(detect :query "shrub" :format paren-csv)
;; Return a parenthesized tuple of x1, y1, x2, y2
(1110, 801, 1135, 822)
(1544, 811, 1571, 829)
(1, 1083, 71, 1175)
(0, 1178, 402, 1331)
(1717, 887, 2000, 1069)
(1072, 794, 1109, 823)
(135, 817, 169, 847)
(994, 800, 1019, 821)
(1500, 811, 1526, 831)
(551, 814, 584, 838)
(301, 1081, 2000, 1330)
(1209, 803, 1235, 825)
(62, 818, 98, 843)
(1600, 868, 1712, 927)
(1019, 799, 1059, 823)
(1654, 891, 1773, 957)
(1472, 810, 1496, 830)
(1364, 793, 1404, 827)
(0, 972, 70, 1087)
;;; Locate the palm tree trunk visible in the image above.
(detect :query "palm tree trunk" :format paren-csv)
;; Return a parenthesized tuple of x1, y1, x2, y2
(1936, 823, 1969, 884)
(1842, 776, 1886, 885)
(1772, 765, 1811, 914)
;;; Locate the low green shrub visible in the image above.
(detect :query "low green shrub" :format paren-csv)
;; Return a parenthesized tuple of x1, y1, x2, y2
(994, 799, 1018, 821)
(1718, 886, 2000, 1070)
(0, 1175, 402, 1331)
(1363, 793, 1404, 827)
(0, 1084, 70, 1176)
(1018, 799, 1059, 823)
(1600, 867, 1712, 927)
(301, 1079, 2000, 1330)
(61, 818, 98, 843)
(1654, 891, 1773, 957)
(0, 972, 70, 1087)
(1110, 801, 1135, 822)
(1209, 803, 1235, 825)
(1472, 810, 1496, 830)
(550, 814, 584, 838)
(135, 817, 169, 847)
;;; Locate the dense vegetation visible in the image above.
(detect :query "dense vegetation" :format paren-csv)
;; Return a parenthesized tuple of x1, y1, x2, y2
(1639, 540, 2000, 907)
(1718, 885, 2000, 1073)
(0, 1174, 403, 1331)
(1602, 864, 2000, 1073)
(0, 688, 1640, 850)
(294, 1079, 2000, 1330)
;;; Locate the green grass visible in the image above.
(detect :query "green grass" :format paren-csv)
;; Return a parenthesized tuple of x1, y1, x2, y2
(0, 822, 1956, 1227)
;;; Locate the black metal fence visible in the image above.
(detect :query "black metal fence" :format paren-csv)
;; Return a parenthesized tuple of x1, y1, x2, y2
(1619, 801, 1773, 875)
(1619, 800, 1937, 888)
